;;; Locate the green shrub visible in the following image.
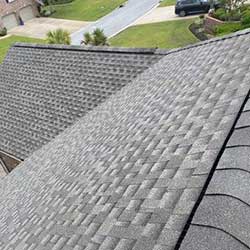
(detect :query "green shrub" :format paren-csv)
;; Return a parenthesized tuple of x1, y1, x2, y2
(213, 8, 230, 21)
(82, 28, 109, 46)
(241, 9, 250, 27)
(40, 9, 52, 17)
(0, 27, 7, 37)
(214, 22, 242, 35)
(229, 9, 241, 21)
(46, 29, 71, 45)
(213, 7, 241, 21)
(239, 4, 250, 12)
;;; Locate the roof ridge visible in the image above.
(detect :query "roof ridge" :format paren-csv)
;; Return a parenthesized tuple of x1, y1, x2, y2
(13, 28, 250, 56)
(13, 43, 169, 55)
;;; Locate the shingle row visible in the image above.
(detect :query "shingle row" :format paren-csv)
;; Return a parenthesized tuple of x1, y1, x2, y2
(0, 45, 163, 159)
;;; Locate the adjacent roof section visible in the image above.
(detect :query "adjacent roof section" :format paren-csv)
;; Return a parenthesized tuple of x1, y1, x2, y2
(0, 44, 164, 159)
(180, 96, 250, 250)
(0, 30, 249, 250)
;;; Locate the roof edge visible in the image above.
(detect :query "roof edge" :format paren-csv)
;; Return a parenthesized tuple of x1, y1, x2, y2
(13, 43, 169, 55)
(175, 76, 250, 249)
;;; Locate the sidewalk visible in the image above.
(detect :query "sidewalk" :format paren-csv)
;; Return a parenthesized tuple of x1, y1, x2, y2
(134, 5, 199, 25)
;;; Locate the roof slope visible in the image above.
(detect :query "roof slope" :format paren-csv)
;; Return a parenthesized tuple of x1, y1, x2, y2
(179, 93, 250, 249)
(0, 44, 164, 159)
(0, 30, 250, 250)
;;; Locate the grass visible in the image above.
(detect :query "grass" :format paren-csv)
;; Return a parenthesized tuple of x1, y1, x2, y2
(46, 0, 126, 21)
(214, 22, 242, 36)
(110, 19, 198, 49)
(159, 0, 176, 7)
(0, 36, 45, 63)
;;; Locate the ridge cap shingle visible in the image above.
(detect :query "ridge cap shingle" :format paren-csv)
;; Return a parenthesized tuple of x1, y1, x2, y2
(13, 43, 169, 55)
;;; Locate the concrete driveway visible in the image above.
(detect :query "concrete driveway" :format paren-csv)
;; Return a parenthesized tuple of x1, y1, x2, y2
(71, 0, 159, 45)
(134, 6, 200, 25)
(9, 17, 92, 39)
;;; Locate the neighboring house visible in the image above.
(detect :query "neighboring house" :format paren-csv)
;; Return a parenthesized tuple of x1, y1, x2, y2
(0, 0, 39, 30)
(0, 29, 249, 250)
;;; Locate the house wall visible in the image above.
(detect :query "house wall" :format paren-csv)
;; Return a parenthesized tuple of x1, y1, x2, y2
(0, 0, 39, 28)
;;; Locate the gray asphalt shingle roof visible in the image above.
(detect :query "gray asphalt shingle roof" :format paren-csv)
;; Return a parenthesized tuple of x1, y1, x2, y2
(180, 97, 250, 250)
(0, 29, 250, 250)
(0, 44, 164, 159)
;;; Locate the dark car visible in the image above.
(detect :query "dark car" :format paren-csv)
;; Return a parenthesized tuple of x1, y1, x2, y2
(175, 0, 218, 16)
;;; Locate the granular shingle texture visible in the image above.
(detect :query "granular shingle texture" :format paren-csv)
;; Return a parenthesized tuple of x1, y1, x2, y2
(180, 96, 250, 250)
(0, 44, 164, 159)
(0, 30, 250, 250)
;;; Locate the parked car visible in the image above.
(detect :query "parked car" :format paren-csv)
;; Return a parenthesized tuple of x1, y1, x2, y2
(175, 0, 220, 16)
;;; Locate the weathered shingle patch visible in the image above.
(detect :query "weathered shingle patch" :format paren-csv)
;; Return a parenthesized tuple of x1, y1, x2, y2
(0, 30, 250, 250)
(0, 44, 164, 160)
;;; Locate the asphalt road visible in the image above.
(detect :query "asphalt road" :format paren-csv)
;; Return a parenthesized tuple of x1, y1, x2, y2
(71, 0, 159, 45)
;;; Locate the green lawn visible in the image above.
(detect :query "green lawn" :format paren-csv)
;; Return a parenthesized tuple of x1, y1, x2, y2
(214, 22, 246, 36)
(46, 0, 126, 21)
(110, 19, 198, 49)
(0, 36, 45, 63)
(159, 0, 176, 7)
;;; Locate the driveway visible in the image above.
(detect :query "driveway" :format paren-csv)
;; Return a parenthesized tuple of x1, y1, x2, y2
(134, 6, 200, 25)
(71, 0, 159, 45)
(9, 18, 92, 39)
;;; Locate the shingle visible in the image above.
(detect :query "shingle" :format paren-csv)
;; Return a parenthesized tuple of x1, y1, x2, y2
(180, 225, 248, 250)
(236, 111, 250, 128)
(114, 239, 134, 250)
(133, 237, 156, 250)
(227, 127, 250, 146)
(207, 169, 250, 204)
(217, 147, 250, 171)
(108, 225, 143, 239)
(157, 229, 180, 246)
(191, 196, 250, 246)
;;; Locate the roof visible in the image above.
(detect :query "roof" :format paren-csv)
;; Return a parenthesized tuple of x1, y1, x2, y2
(0, 44, 164, 159)
(0, 29, 250, 250)
(179, 92, 250, 249)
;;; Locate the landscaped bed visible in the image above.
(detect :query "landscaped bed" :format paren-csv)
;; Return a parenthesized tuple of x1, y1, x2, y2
(186, 1, 250, 41)
(0, 36, 45, 63)
(44, 0, 126, 21)
(206, 4, 250, 36)
(110, 19, 198, 48)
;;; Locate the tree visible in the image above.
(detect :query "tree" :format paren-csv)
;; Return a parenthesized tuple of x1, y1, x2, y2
(46, 29, 71, 45)
(82, 28, 109, 46)
(220, 0, 246, 13)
